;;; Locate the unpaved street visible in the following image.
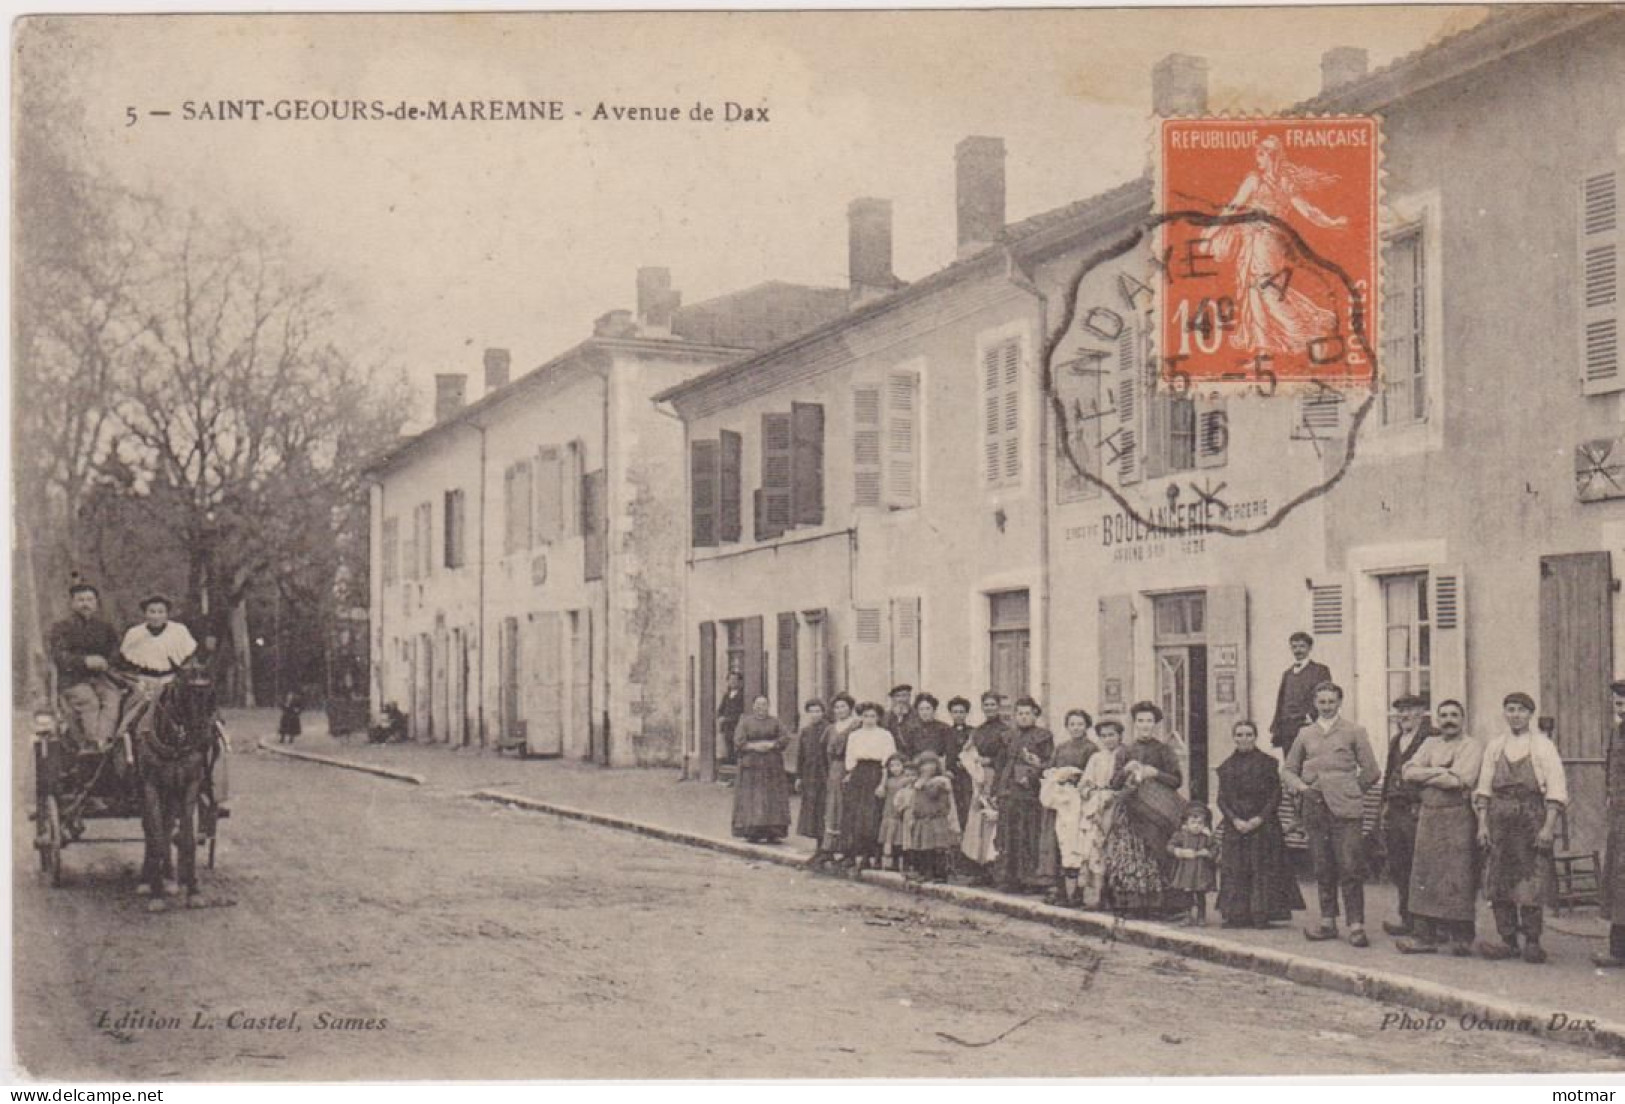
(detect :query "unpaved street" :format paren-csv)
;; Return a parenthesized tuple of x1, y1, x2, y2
(14, 743, 1623, 1080)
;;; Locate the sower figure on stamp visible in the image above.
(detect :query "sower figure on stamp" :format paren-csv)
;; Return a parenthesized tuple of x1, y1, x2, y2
(1269, 632, 1332, 752)
(1282, 681, 1379, 947)
(1596, 680, 1625, 970)
(47, 582, 122, 754)
(1379, 692, 1435, 937)
(1474, 691, 1566, 964)
(1394, 699, 1483, 957)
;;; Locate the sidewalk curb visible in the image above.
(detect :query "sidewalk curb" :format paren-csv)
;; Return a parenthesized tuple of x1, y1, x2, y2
(472, 787, 1625, 1059)
(257, 741, 425, 786)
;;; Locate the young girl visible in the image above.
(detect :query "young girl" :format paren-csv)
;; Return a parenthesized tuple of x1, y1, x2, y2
(960, 746, 1000, 883)
(1168, 802, 1218, 926)
(907, 752, 960, 883)
(878, 755, 914, 872)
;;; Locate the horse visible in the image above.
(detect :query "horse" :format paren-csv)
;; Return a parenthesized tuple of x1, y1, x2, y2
(130, 664, 218, 910)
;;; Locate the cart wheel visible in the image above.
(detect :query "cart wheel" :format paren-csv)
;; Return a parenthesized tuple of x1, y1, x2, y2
(39, 795, 63, 887)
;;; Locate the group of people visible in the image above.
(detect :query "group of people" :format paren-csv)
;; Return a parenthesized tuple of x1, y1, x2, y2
(724, 628, 1625, 971)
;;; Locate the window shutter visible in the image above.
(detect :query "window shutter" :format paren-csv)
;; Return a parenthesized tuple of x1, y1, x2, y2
(853, 385, 883, 508)
(1116, 328, 1140, 485)
(885, 370, 920, 509)
(1309, 583, 1344, 637)
(382, 518, 399, 585)
(690, 439, 719, 548)
(528, 611, 564, 756)
(515, 462, 533, 552)
(404, 515, 418, 581)
(761, 412, 792, 539)
(776, 612, 799, 731)
(719, 429, 743, 542)
(564, 441, 584, 538)
(890, 596, 921, 688)
(1428, 564, 1467, 710)
(1143, 326, 1168, 481)
(1196, 395, 1228, 469)
(1581, 167, 1621, 395)
(1001, 341, 1021, 485)
(502, 467, 515, 555)
(790, 402, 824, 527)
(983, 345, 1002, 485)
(982, 340, 1020, 487)
(852, 605, 885, 702)
(582, 469, 607, 581)
(1293, 389, 1348, 440)
(536, 447, 562, 543)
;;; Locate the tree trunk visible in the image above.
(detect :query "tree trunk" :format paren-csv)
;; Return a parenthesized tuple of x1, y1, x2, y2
(13, 528, 50, 705)
(230, 598, 256, 707)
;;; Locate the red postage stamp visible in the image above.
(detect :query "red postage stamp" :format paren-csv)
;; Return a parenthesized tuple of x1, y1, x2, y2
(1157, 116, 1379, 391)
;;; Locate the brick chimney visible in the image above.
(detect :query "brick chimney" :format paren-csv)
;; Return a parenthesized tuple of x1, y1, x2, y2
(848, 197, 897, 307)
(1320, 47, 1369, 94)
(483, 347, 511, 393)
(636, 267, 681, 332)
(434, 373, 467, 423)
(1152, 53, 1209, 116)
(955, 136, 1006, 260)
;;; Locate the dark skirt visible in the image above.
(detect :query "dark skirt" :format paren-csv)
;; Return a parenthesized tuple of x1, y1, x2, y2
(996, 791, 1047, 889)
(732, 749, 790, 839)
(841, 760, 885, 856)
(950, 766, 974, 832)
(796, 769, 827, 842)
(1216, 817, 1304, 923)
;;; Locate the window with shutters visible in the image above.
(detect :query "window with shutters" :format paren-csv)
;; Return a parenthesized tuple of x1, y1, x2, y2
(1381, 225, 1428, 425)
(758, 412, 792, 540)
(1381, 571, 1431, 732)
(1581, 165, 1621, 395)
(852, 385, 882, 508)
(443, 489, 466, 569)
(1310, 583, 1345, 637)
(855, 607, 883, 645)
(382, 517, 399, 586)
(884, 369, 920, 509)
(982, 338, 1022, 488)
(691, 438, 719, 548)
(890, 596, 921, 688)
(1114, 325, 1141, 485)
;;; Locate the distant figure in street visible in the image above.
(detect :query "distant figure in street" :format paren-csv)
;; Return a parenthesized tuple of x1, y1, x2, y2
(718, 672, 745, 767)
(1394, 700, 1483, 957)
(1270, 632, 1332, 752)
(840, 702, 897, 870)
(277, 691, 303, 745)
(1474, 691, 1566, 964)
(1595, 681, 1625, 970)
(1283, 682, 1379, 948)
(730, 694, 791, 844)
(1216, 720, 1304, 929)
(795, 699, 832, 865)
(47, 582, 121, 752)
(1380, 693, 1436, 936)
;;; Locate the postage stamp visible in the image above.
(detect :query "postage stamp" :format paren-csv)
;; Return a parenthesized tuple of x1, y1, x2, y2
(1156, 116, 1380, 392)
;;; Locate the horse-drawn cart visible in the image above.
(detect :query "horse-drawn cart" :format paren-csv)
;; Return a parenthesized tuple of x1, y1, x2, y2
(31, 668, 230, 891)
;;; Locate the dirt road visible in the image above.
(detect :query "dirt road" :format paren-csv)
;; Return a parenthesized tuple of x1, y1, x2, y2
(14, 743, 1622, 1080)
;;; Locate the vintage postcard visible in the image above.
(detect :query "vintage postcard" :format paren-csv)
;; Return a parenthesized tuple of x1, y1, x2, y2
(10, 5, 1625, 1085)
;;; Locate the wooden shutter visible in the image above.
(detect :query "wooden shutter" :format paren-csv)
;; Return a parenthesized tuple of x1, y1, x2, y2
(743, 615, 767, 707)
(501, 467, 515, 554)
(382, 518, 399, 585)
(761, 412, 792, 539)
(564, 441, 584, 538)
(1304, 576, 1351, 690)
(582, 469, 607, 581)
(536, 447, 562, 543)
(528, 611, 564, 756)
(777, 612, 799, 730)
(570, 610, 593, 762)
(691, 439, 719, 548)
(885, 371, 920, 508)
(982, 339, 1020, 487)
(1539, 552, 1613, 853)
(1428, 563, 1467, 714)
(852, 605, 885, 701)
(890, 596, 921, 689)
(719, 429, 743, 543)
(698, 621, 717, 781)
(443, 491, 456, 568)
(853, 385, 882, 508)
(1116, 328, 1140, 485)
(1203, 585, 1249, 802)
(791, 402, 825, 526)
(1143, 327, 1168, 481)
(1293, 389, 1348, 440)
(1581, 167, 1621, 395)
(1098, 594, 1135, 719)
(1196, 395, 1228, 468)
(404, 511, 419, 579)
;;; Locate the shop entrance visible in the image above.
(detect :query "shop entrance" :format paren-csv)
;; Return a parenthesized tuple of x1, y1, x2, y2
(1152, 591, 1208, 802)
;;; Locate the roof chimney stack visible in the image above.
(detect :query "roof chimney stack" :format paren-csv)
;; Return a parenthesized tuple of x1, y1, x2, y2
(955, 136, 1006, 260)
(637, 267, 681, 333)
(1152, 53, 1209, 116)
(1320, 47, 1369, 94)
(483, 348, 511, 393)
(434, 373, 468, 423)
(848, 197, 898, 307)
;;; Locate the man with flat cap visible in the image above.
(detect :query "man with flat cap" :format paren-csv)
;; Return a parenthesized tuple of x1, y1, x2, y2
(1380, 692, 1435, 937)
(887, 684, 917, 756)
(1597, 680, 1625, 969)
(1270, 632, 1333, 752)
(46, 582, 121, 751)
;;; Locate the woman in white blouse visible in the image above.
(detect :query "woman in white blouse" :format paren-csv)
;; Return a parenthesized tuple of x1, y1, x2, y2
(840, 702, 897, 871)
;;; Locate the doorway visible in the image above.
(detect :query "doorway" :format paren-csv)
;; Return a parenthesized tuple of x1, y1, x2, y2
(1152, 591, 1208, 802)
(989, 590, 1031, 708)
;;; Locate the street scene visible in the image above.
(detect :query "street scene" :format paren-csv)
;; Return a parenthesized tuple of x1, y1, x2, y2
(12, 5, 1625, 1085)
(12, 711, 1625, 1080)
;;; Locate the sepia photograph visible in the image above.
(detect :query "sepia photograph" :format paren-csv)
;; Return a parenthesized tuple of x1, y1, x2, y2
(8, 3, 1625, 1084)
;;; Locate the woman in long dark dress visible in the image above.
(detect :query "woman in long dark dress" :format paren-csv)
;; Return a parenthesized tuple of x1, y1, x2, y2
(840, 702, 897, 870)
(1106, 701, 1185, 915)
(994, 697, 1056, 893)
(1216, 719, 1305, 928)
(795, 699, 832, 862)
(945, 697, 976, 832)
(821, 694, 860, 864)
(731, 695, 791, 843)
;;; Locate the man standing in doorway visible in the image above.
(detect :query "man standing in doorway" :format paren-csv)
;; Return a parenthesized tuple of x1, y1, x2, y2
(47, 583, 121, 750)
(718, 671, 746, 767)
(1380, 693, 1435, 937)
(1270, 632, 1332, 752)
(1283, 682, 1380, 947)
(1594, 681, 1625, 970)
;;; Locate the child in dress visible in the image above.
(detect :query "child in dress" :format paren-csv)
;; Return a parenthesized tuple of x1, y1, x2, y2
(907, 752, 961, 883)
(960, 748, 1000, 883)
(1168, 802, 1218, 926)
(877, 755, 914, 873)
